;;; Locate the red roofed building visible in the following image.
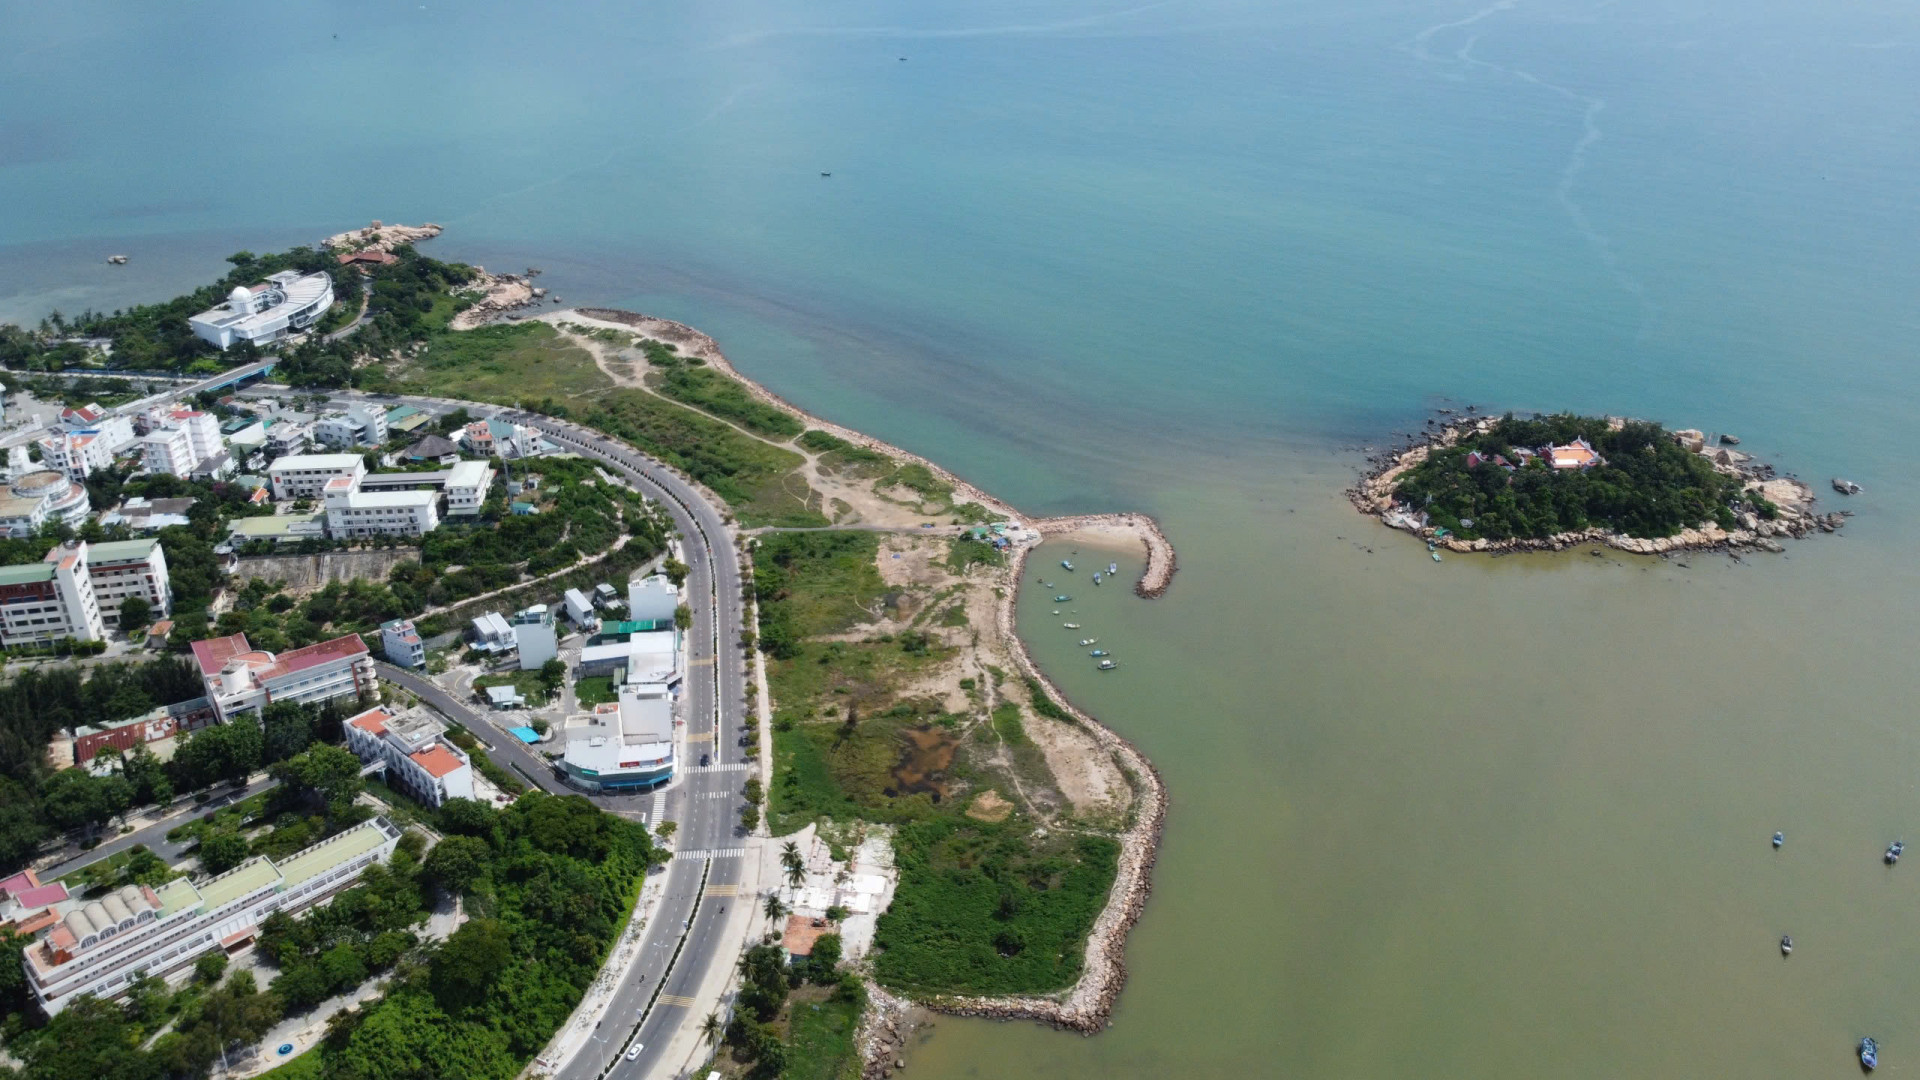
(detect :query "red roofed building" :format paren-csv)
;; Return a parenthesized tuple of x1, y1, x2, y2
(341, 705, 474, 808)
(193, 631, 374, 723)
(1546, 437, 1603, 470)
(0, 869, 69, 937)
(336, 249, 398, 267)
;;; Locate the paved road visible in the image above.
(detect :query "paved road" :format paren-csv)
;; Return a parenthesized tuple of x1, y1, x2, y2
(42, 774, 280, 880)
(207, 382, 754, 1080)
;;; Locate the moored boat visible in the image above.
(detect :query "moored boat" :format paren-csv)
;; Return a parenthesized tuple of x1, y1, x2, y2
(1064, 622, 1081, 629)
(1078, 638, 1097, 646)
(1861, 1037, 1878, 1071)
(1054, 595, 1071, 602)
(1772, 830, 1784, 849)
(1108, 562, 1118, 575)
(1092, 573, 1102, 585)
(1062, 559, 1075, 570)
(1887, 841, 1905, 865)
(1780, 934, 1792, 956)
(1097, 659, 1117, 670)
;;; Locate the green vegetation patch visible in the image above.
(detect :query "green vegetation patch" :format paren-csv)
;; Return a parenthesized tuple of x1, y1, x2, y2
(800, 429, 893, 476)
(874, 818, 1118, 996)
(652, 365, 804, 439)
(783, 986, 865, 1080)
(878, 463, 953, 505)
(395, 321, 611, 403)
(946, 536, 1004, 573)
(574, 676, 617, 707)
(584, 388, 825, 527)
(753, 531, 885, 656)
(1392, 413, 1748, 540)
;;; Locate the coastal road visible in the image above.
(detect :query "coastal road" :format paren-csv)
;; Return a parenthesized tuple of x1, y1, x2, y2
(299, 389, 753, 1080)
(374, 661, 569, 796)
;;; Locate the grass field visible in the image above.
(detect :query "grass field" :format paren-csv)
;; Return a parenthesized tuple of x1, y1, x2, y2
(585, 389, 824, 527)
(395, 322, 612, 404)
(782, 988, 863, 1080)
(474, 670, 551, 707)
(651, 365, 804, 440)
(574, 675, 617, 707)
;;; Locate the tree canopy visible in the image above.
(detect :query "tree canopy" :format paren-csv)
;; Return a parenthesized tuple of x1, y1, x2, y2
(1391, 413, 1754, 541)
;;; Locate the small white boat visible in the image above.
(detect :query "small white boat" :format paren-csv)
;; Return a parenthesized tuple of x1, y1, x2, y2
(1097, 659, 1117, 670)
(1064, 622, 1081, 629)
(1431, 551, 1442, 562)
(1078, 638, 1097, 647)
(1108, 562, 1118, 575)
(1090, 649, 1110, 657)
(1092, 573, 1102, 585)
(1772, 831, 1784, 849)
(1062, 560, 1075, 571)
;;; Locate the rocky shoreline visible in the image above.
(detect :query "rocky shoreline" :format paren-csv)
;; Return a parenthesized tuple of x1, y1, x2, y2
(546, 307, 1171, 1063)
(1348, 413, 1849, 556)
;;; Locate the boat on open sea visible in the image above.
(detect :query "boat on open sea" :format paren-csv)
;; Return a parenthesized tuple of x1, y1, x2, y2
(1780, 934, 1792, 956)
(1861, 1037, 1878, 1070)
(1064, 622, 1081, 629)
(1097, 659, 1117, 670)
(1092, 573, 1102, 585)
(1109, 562, 1118, 575)
(1772, 831, 1784, 849)
(1054, 595, 1071, 602)
(1090, 649, 1109, 657)
(1887, 841, 1904, 865)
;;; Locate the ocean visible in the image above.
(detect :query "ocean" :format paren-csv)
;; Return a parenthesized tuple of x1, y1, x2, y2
(5, 0, 1920, 1075)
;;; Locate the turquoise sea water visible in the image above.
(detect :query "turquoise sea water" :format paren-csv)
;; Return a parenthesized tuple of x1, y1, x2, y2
(6, 1, 1920, 1076)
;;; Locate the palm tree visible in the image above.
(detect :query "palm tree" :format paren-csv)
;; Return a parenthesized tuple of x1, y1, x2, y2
(701, 1012, 723, 1047)
(781, 840, 802, 871)
(786, 863, 806, 889)
(763, 893, 787, 921)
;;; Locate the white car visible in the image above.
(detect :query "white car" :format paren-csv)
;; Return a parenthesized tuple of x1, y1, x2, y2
(626, 1044, 643, 1062)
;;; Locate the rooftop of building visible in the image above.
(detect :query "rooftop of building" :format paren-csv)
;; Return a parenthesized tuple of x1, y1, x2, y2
(405, 434, 459, 460)
(0, 563, 55, 586)
(332, 489, 437, 509)
(268, 453, 366, 472)
(81, 538, 163, 562)
(196, 856, 280, 911)
(276, 818, 395, 887)
(347, 704, 396, 737)
(189, 271, 332, 333)
(445, 460, 492, 487)
(409, 744, 465, 778)
(227, 512, 324, 538)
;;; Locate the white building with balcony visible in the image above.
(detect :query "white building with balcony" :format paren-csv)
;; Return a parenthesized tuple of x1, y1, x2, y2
(443, 460, 494, 517)
(322, 476, 439, 538)
(380, 618, 426, 668)
(68, 538, 171, 623)
(21, 818, 400, 1014)
(191, 632, 374, 723)
(187, 270, 335, 350)
(314, 405, 390, 449)
(267, 453, 366, 500)
(342, 706, 474, 809)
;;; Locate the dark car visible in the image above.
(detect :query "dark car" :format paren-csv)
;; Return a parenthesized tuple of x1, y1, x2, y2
(699, 753, 710, 767)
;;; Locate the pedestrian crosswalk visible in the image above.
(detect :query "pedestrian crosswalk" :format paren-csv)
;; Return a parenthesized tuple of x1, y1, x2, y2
(674, 847, 747, 860)
(687, 763, 750, 774)
(643, 791, 664, 826)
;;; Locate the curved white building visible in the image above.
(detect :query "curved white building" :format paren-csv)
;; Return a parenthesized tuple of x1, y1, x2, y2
(188, 270, 334, 350)
(12, 470, 91, 530)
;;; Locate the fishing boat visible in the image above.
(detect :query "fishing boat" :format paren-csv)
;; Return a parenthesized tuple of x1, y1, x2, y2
(1090, 649, 1109, 657)
(1108, 562, 1117, 575)
(1780, 934, 1793, 956)
(1431, 551, 1442, 562)
(1078, 638, 1097, 646)
(1861, 1037, 1879, 1071)
(1062, 560, 1075, 571)
(1092, 573, 1102, 585)
(1097, 659, 1117, 670)
(1887, 841, 1905, 865)
(1772, 831, 1784, 849)
(1064, 622, 1081, 629)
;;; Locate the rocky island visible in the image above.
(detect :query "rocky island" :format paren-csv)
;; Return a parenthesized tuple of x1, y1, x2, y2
(1350, 412, 1848, 555)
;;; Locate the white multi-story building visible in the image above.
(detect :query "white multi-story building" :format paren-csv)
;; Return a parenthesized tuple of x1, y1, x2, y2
(315, 405, 389, 449)
(379, 618, 426, 668)
(141, 426, 197, 478)
(69, 538, 171, 623)
(443, 460, 494, 517)
(627, 574, 679, 627)
(342, 706, 474, 808)
(266, 422, 312, 457)
(187, 270, 335, 350)
(21, 817, 401, 1014)
(513, 605, 558, 671)
(191, 632, 375, 723)
(322, 476, 438, 538)
(267, 454, 366, 500)
(170, 410, 223, 466)
(559, 684, 675, 793)
(36, 431, 117, 482)
(0, 471, 90, 537)
(0, 542, 104, 647)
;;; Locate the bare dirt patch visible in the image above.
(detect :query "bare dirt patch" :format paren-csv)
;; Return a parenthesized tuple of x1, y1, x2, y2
(966, 790, 1014, 822)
